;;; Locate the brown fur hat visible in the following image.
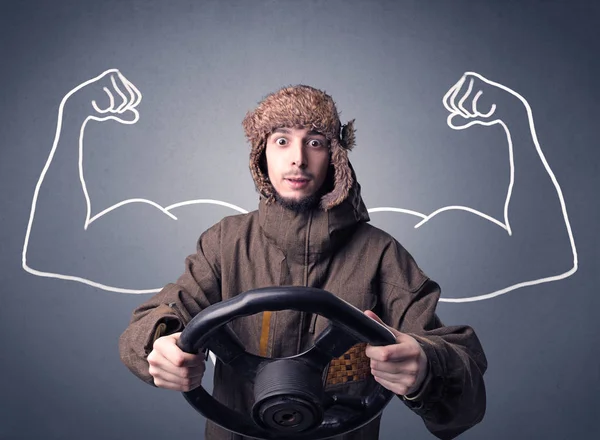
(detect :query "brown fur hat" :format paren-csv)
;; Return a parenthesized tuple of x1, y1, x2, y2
(242, 85, 356, 210)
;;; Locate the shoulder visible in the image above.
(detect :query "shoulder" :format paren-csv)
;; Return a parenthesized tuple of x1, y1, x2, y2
(194, 210, 259, 258)
(218, 209, 258, 227)
(354, 221, 403, 249)
(201, 209, 259, 240)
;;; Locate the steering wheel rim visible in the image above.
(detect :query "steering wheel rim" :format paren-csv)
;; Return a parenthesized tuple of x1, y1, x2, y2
(177, 286, 397, 440)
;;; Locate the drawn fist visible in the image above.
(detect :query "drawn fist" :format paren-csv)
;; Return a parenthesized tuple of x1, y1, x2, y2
(443, 72, 522, 130)
(68, 68, 142, 125)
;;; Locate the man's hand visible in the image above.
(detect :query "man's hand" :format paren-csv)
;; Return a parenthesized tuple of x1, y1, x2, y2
(147, 332, 206, 392)
(364, 311, 429, 396)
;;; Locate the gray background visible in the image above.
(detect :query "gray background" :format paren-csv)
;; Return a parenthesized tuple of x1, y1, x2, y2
(1, 0, 598, 439)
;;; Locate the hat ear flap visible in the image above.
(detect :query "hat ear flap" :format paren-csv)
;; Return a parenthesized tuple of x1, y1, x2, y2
(250, 138, 275, 203)
(341, 119, 356, 151)
(320, 138, 353, 210)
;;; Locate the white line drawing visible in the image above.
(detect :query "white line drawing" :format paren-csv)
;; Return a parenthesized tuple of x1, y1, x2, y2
(370, 72, 577, 303)
(22, 69, 577, 303)
(22, 69, 248, 294)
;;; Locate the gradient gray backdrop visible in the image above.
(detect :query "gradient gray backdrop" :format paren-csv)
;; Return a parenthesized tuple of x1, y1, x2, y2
(1, 1, 598, 439)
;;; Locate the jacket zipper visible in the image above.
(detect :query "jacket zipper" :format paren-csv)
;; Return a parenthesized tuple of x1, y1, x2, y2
(260, 212, 314, 357)
(297, 211, 313, 353)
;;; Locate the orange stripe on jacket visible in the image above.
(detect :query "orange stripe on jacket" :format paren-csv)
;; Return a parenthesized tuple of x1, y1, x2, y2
(259, 311, 272, 356)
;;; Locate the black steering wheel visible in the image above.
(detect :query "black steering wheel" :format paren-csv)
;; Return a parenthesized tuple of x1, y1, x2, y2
(177, 286, 397, 440)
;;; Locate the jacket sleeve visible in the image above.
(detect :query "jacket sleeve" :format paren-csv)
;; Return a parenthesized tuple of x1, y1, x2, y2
(377, 239, 488, 440)
(118, 222, 223, 385)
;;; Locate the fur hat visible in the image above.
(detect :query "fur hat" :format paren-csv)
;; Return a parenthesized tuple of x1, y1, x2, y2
(242, 85, 356, 210)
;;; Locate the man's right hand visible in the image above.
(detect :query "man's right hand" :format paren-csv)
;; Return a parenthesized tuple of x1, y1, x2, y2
(147, 332, 206, 391)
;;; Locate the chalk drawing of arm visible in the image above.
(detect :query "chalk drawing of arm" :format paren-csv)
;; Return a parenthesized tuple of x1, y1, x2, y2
(370, 72, 577, 303)
(22, 69, 247, 294)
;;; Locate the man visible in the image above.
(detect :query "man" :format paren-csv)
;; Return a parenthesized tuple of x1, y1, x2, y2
(119, 85, 487, 439)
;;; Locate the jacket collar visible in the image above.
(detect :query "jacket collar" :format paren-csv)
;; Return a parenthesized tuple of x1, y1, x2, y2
(258, 179, 369, 263)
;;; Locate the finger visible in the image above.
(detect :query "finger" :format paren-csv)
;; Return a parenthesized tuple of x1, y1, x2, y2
(446, 112, 486, 131)
(457, 78, 476, 117)
(117, 70, 143, 111)
(120, 72, 143, 108)
(363, 310, 401, 340)
(149, 347, 207, 374)
(363, 310, 392, 330)
(371, 367, 418, 383)
(447, 76, 469, 116)
(91, 87, 115, 114)
(472, 90, 496, 118)
(110, 74, 129, 113)
(370, 358, 420, 375)
(149, 362, 206, 385)
(442, 81, 461, 113)
(116, 71, 137, 110)
(164, 348, 205, 369)
(366, 343, 401, 361)
(366, 343, 416, 363)
(154, 336, 206, 368)
(372, 374, 411, 396)
(103, 87, 115, 111)
(449, 76, 472, 118)
(148, 350, 206, 383)
(91, 100, 104, 114)
(152, 374, 204, 392)
(367, 335, 421, 361)
(363, 310, 384, 324)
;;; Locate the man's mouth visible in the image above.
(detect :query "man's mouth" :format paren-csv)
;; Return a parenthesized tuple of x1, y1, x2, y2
(285, 177, 310, 188)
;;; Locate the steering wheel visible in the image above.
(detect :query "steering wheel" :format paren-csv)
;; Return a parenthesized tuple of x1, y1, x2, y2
(177, 286, 397, 440)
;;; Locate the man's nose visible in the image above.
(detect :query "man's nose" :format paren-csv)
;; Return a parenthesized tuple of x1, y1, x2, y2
(290, 141, 307, 167)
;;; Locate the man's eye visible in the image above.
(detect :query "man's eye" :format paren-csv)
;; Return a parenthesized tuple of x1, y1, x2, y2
(276, 138, 287, 146)
(308, 139, 323, 147)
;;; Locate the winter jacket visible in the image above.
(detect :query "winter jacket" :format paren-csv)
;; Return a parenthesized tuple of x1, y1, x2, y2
(119, 185, 487, 440)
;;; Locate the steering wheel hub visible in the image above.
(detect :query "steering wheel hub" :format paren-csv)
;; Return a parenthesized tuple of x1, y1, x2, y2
(252, 359, 324, 433)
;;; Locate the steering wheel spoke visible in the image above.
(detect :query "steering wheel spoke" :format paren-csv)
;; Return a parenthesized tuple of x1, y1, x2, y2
(325, 392, 366, 411)
(314, 323, 362, 358)
(299, 324, 362, 371)
(203, 324, 246, 363)
(203, 325, 264, 380)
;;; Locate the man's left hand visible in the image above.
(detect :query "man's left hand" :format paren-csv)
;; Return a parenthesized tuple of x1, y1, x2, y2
(363, 310, 429, 396)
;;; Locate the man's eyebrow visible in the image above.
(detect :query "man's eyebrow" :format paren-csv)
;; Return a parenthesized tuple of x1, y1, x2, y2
(271, 128, 326, 137)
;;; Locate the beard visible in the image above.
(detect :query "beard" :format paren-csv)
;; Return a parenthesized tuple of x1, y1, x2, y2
(270, 164, 334, 213)
(273, 191, 320, 213)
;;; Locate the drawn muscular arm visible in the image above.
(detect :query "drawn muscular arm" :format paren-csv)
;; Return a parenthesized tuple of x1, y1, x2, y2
(412, 73, 576, 301)
(22, 69, 245, 293)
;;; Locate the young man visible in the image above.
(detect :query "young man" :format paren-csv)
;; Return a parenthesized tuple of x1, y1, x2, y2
(119, 85, 487, 439)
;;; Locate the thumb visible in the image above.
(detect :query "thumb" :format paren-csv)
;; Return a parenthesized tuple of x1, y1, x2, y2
(116, 108, 140, 125)
(363, 310, 401, 337)
(364, 310, 384, 324)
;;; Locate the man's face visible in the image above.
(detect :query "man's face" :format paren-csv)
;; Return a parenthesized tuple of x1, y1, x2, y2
(265, 126, 330, 206)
